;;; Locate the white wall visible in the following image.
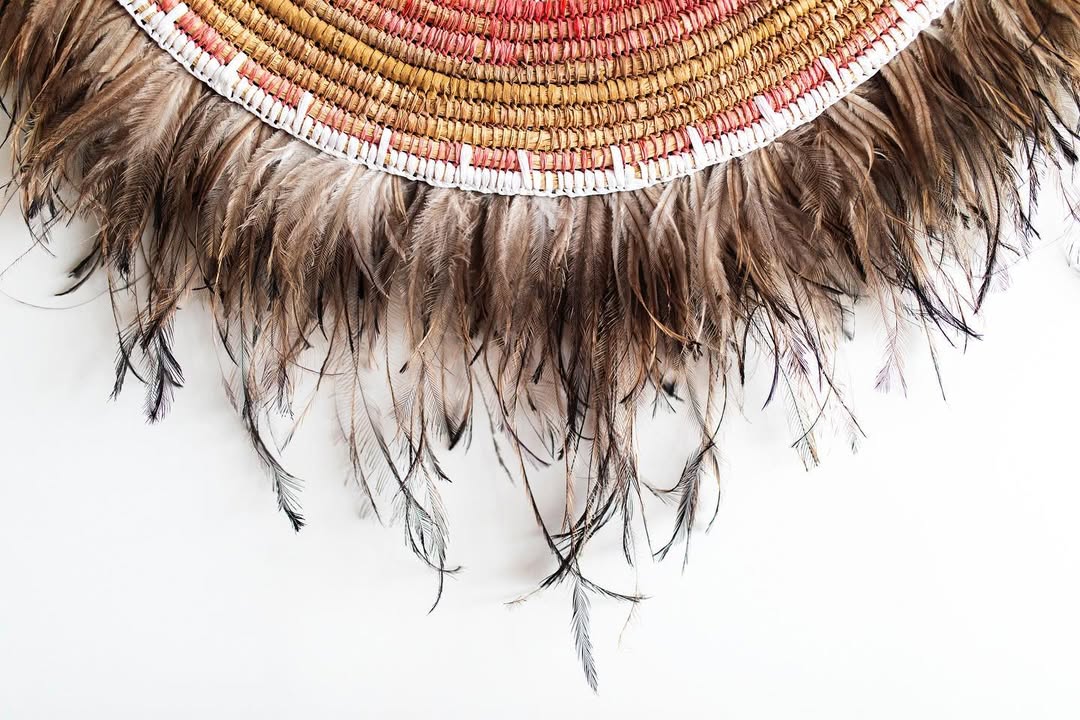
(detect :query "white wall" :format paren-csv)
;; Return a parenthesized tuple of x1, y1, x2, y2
(1, 161, 1079, 718)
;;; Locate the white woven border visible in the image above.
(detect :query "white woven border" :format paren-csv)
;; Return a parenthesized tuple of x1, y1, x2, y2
(119, 0, 953, 197)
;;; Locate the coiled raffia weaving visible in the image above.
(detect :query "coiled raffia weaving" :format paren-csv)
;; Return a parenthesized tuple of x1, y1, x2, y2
(1, 0, 1078, 688)
(115, 0, 951, 195)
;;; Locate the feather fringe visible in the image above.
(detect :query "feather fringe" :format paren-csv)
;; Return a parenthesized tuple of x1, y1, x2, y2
(2, 0, 1079, 688)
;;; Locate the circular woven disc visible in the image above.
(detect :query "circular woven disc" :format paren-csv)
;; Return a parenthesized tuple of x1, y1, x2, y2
(121, 0, 949, 195)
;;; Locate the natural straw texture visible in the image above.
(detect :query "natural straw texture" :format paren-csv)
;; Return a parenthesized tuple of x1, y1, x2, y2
(1, 0, 1078, 690)
(116, 0, 949, 194)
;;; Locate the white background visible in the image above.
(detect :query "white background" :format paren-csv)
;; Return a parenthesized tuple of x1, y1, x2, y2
(1, 149, 1079, 717)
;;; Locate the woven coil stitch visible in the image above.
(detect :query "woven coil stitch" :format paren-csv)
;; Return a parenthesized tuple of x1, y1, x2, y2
(121, 0, 951, 195)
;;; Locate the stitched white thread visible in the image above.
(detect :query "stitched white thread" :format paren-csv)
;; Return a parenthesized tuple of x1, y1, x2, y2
(115, 0, 953, 197)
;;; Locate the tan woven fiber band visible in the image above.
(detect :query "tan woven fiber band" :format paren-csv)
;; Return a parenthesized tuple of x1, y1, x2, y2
(120, 0, 951, 194)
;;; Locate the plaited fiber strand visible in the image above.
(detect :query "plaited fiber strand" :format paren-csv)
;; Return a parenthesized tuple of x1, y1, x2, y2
(1, 0, 1079, 689)
(107, 0, 954, 194)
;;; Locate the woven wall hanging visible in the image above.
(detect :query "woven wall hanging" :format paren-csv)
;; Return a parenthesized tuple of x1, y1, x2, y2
(2, 0, 1078, 688)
